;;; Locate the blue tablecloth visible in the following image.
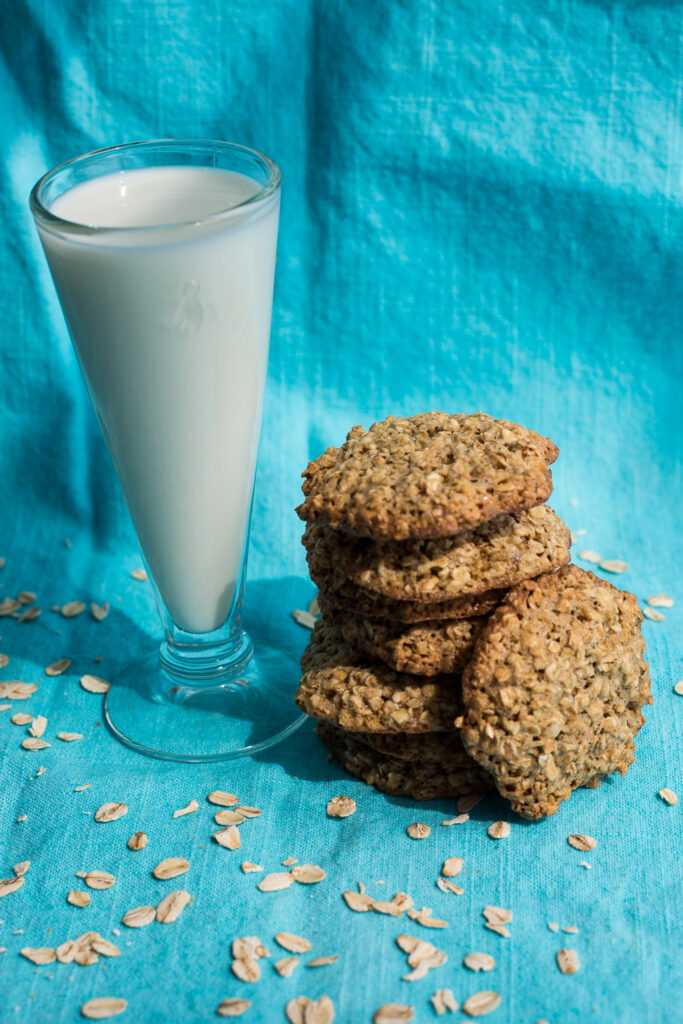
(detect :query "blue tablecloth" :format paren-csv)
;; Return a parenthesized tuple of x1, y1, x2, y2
(1, 2, 682, 1021)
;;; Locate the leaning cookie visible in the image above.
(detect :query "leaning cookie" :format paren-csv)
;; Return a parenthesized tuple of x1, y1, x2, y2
(316, 721, 492, 801)
(304, 505, 570, 603)
(314, 567, 504, 623)
(297, 620, 463, 733)
(328, 608, 487, 676)
(361, 729, 476, 763)
(458, 565, 652, 820)
(297, 411, 558, 541)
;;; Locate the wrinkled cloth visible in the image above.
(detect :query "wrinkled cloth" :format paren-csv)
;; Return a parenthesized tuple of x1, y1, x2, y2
(1, 2, 682, 1021)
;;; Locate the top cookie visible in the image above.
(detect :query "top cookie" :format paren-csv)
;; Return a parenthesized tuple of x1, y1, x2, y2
(458, 566, 652, 820)
(297, 412, 558, 540)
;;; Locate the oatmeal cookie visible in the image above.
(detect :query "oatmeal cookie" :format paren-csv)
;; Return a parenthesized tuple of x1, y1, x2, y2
(327, 608, 486, 676)
(297, 620, 463, 733)
(304, 505, 570, 603)
(316, 721, 491, 800)
(458, 565, 652, 819)
(297, 412, 558, 540)
(315, 568, 503, 623)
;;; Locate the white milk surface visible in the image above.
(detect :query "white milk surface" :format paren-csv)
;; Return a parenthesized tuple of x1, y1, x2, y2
(40, 166, 279, 633)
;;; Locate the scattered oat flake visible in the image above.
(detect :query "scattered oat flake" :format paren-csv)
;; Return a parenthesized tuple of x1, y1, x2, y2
(483, 906, 512, 926)
(95, 802, 128, 823)
(292, 609, 316, 629)
(643, 607, 665, 621)
(556, 948, 580, 974)
(91, 602, 110, 621)
(275, 933, 312, 954)
(16, 815, 27, 823)
(406, 822, 430, 840)
(130, 569, 148, 581)
(35, 765, 46, 776)
(67, 890, 91, 908)
(291, 863, 325, 884)
(62, 600, 85, 618)
(153, 857, 189, 880)
(659, 788, 678, 805)
(646, 593, 674, 608)
(431, 989, 459, 1015)
(485, 923, 510, 938)
(437, 878, 464, 896)
(213, 826, 241, 850)
(17, 607, 41, 622)
(547, 921, 559, 932)
(12, 712, 33, 725)
(46, 658, 72, 676)
(216, 998, 251, 1018)
(173, 799, 199, 818)
(571, 529, 587, 539)
(567, 834, 596, 851)
(231, 957, 260, 983)
(0, 704, 11, 712)
(441, 813, 469, 826)
(235, 805, 261, 818)
(464, 952, 495, 972)
(20, 946, 56, 965)
(327, 795, 356, 818)
(80, 674, 110, 694)
(282, 856, 298, 867)
(59, 731, 83, 742)
(207, 790, 239, 807)
(73, 784, 91, 793)
(286, 996, 335, 1024)
(18, 590, 36, 605)
(22, 737, 50, 750)
(13, 861, 30, 877)
(0, 598, 20, 616)
(343, 890, 374, 912)
(487, 821, 510, 839)
(274, 956, 299, 977)
(462, 991, 501, 1017)
(215, 809, 245, 825)
(578, 550, 602, 564)
(257, 872, 294, 892)
(85, 871, 115, 890)
(240, 861, 263, 873)
(80, 996, 128, 1019)
(127, 831, 148, 851)
(0, 681, 38, 699)
(442, 857, 463, 878)
(307, 955, 339, 968)
(579, 860, 592, 869)
(1, 877, 26, 899)
(156, 889, 191, 923)
(563, 926, 579, 934)
(91, 936, 121, 958)
(599, 559, 627, 574)
(373, 1005, 414, 1024)
(29, 714, 47, 737)
(122, 905, 156, 928)
(674, 681, 683, 696)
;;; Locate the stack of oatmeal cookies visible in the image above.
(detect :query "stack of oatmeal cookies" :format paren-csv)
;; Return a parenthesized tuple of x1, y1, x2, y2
(295, 412, 651, 819)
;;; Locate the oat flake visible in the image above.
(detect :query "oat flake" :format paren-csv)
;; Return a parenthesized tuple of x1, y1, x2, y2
(20, 947, 56, 965)
(307, 955, 339, 968)
(441, 857, 463, 877)
(130, 569, 148, 581)
(292, 609, 317, 629)
(80, 996, 128, 1019)
(85, 871, 115, 890)
(0, 681, 38, 700)
(213, 826, 241, 850)
(326, 795, 356, 818)
(343, 890, 374, 912)
(122, 905, 156, 928)
(291, 863, 325, 884)
(91, 602, 110, 621)
(207, 790, 239, 807)
(464, 952, 495, 972)
(599, 559, 627, 574)
(556, 948, 580, 974)
(62, 601, 85, 618)
(406, 822, 430, 840)
(659, 788, 678, 805)
(58, 731, 83, 742)
(487, 821, 510, 839)
(430, 989, 458, 1015)
(68, 890, 91, 907)
(257, 872, 293, 892)
(643, 607, 665, 621)
(153, 857, 189, 880)
(436, 878, 463, 896)
(373, 1004, 414, 1023)
(13, 861, 30, 877)
(45, 659, 72, 676)
(94, 802, 128, 823)
(646, 594, 674, 608)
(156, 889, 191, 923)
(462, 991, 501, 1017)
(240, 862, 263, 873)
(578, 550, 602, 564)
(216, 998, 251, 1018)
(22, 738, 50, 750)
(80, 675, 111, 694)
(567, 834, 596, 851)
(275, 932, 311, 954)
(127, 832, 148, 851)
(673, 681, 683, 696)
(274, 956, 299, 977)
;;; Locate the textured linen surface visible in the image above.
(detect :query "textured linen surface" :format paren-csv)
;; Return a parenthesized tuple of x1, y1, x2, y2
(1, 2, 682, 1022)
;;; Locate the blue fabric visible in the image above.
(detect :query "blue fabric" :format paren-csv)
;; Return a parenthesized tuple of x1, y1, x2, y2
(1, 2, 682, 1021)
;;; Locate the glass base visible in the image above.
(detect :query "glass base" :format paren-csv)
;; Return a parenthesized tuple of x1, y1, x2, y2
(102, 641, 305, 763)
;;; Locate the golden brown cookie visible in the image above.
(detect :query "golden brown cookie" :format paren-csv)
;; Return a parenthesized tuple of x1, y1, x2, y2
(297, 412, 558, 540)
(458, 566, 652, 820)
(327, 608, 486, 676)
(316, 721, 491, 801)
(361, 729, 472, 763)
(315, 568, 503, 623)
(297, 620, 462, 733)
(303, 505, 570, 603)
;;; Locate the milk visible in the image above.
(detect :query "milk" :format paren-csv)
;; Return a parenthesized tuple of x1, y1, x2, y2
(37, 166, 279, 634)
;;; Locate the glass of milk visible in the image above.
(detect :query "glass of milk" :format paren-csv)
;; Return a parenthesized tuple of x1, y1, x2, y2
(30, 139, 304, 761)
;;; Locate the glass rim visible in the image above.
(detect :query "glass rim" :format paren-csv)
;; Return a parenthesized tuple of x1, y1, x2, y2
(29, 138, 281, 237)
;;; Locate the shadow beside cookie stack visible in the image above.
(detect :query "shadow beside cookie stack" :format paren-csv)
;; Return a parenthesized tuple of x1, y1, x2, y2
(294, 412, 651, 819)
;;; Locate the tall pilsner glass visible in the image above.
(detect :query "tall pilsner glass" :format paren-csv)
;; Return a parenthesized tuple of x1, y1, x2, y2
(30, 140, 304, 761)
